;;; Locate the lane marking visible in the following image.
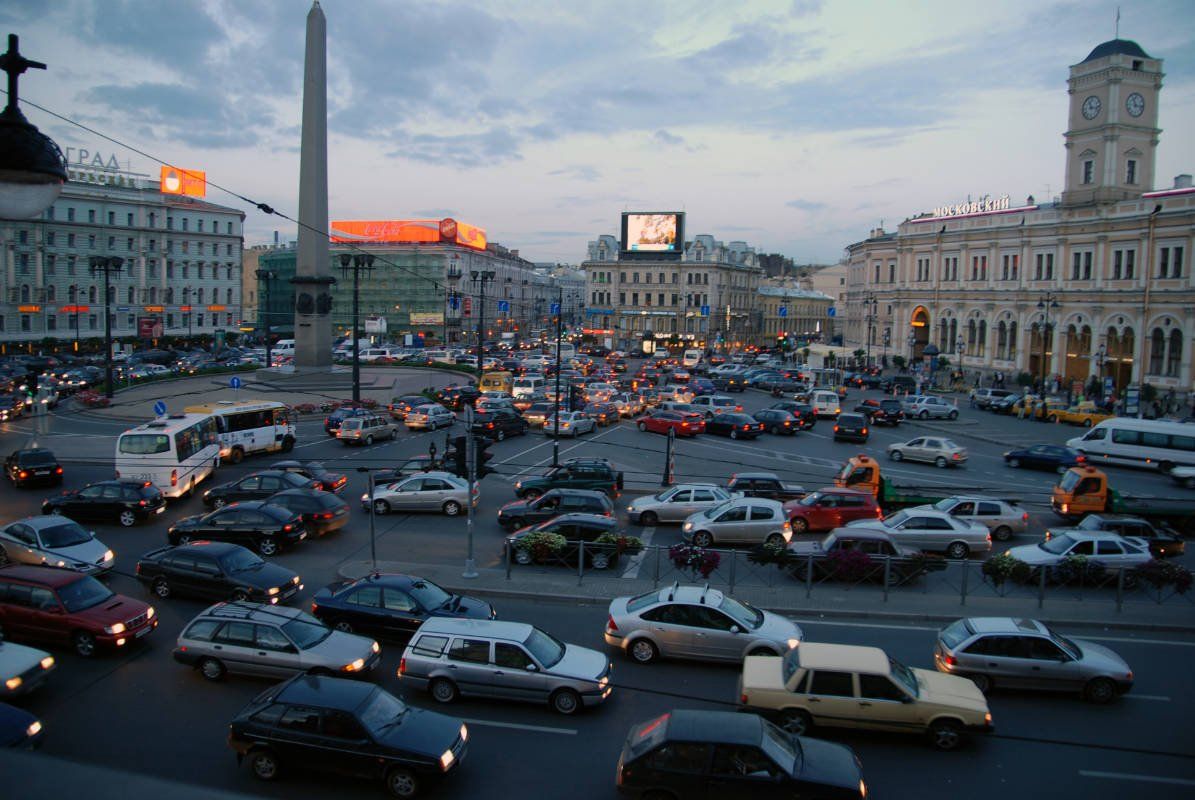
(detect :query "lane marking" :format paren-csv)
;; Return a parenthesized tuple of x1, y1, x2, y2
(1125, 694, 1171, 701)
(459, 717, 577, 735)
(1078, 771, 1195, 786)
(620, 526, 655, 579)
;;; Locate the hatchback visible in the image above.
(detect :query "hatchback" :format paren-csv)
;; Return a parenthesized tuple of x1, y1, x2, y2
(1003, 444, 1086, 472)
(337, 415, 400, 446)
(365, 472, 472, 517)
(832, 413, 869, 443)
(4, 449, 63, 488)
(404, 404, 455, 430)
(497, 489, 613, 529)
(311, 573, 495, 638)
(545, 410, 597, 437)
(681, 498, 792, 548)
(769, 401, 817, 429)
(783, 489, 882, 533)
(887, 436, 968, 468)
(42, 479, 164, 527)
(913, 497, 1028, 542)
(169, 501, 308, 557)
(902, 395, 959, 420)
(752, 408, 799, 435)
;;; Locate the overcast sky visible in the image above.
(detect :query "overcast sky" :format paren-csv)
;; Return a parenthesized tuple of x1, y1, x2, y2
(5, 0, 1193, 264)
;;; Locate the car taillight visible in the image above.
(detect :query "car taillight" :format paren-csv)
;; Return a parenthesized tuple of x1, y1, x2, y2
(138, 499, 147, 507)
(740, 692, 749, 704)
(861, 428, 868, 435)
(606, 615, 618, 632)
(55, 467, 63, 474)
(783, 421, 790, 426)
(943, 653, 957, 666)
(1076, 455, 1087, 463)
(398, 657, 407, 675)
(170, 469, 178, 487)
(311, 601, 319, 613)
(833, 425, 839, 432)
(1022, 512, 1029, 522)
(18, 470, 28, 479)
(953, 453, 961, 459)
(282, 524, 294, 532)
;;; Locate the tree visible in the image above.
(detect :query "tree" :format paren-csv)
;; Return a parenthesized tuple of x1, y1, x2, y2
(936, 356, 950, 370)
(892, 355, 907, 371)
(1016, 371, 1035, 388)
(852, 348, 866, 365)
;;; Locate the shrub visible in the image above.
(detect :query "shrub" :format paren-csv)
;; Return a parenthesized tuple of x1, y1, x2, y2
(1051, 553, 1106, 585)
(595, 533, 643, 555)
(981, 551, 1024, 586)
(669, 543, 720, 578)
(515, 531, 567, 563)
(1131, 559, 1193, 594)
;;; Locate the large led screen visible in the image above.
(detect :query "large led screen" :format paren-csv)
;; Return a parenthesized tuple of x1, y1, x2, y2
(623, 213, 682, 252)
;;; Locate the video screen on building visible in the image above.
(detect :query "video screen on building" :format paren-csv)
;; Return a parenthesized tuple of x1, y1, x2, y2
(622, 212, 683, 254)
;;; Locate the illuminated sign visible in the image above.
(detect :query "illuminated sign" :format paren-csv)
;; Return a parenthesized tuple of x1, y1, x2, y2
(915, 194, 1041, 222)
(160, 166, 207, 198)
(138, 317, 163, 339)
(329, 218, 487, 250)
(207, 304, 227, 312)
(409, 312, 445, 325)
(144, 305, 165, 313)
(179, 305, 193, 312)
(59, 305, 90, 313)
(623, 213, 681, 252)
(17, 305, 41, 313)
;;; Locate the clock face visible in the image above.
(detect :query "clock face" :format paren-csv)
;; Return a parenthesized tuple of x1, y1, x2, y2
(1126, 92, 1145, 117)
(1082, 95, 1102, 120)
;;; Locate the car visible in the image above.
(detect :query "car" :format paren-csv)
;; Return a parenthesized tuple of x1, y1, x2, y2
(604, 584, 801, 664)
(404, 403, 456, 430)
(337, 414, 400, 445)
(934, 617, 1134, 702)
(787, 529, 926, 583)
(887, 436, 968, 468)
(0, 633, 54, 698)
(832, 413, 870, 443)
(136, 542, 302, 604)
(1003, 444, 1087, 472)
(365, 472, 473, 517)
(909, 497, 1026, 542)
(169, 501, 308, 556)
(689, 395, 741, 419)
(41, 479, 165, 527)
(609, 393, 645, 418)
(853, 398, 904, 425)
(398, 617, 612, 715)
(323, 406, 371, 436)
(681, 498, 792, 548)
(626, 484, 736, 526)
(1051, 401, 1115, 427)
(615, 709, 865, 800)
(751, 408, 799, 435)
(902, 395, 959, 420)
(1049, 514, 1185, 559)
(738, 642, 993, 750)
(4, 449, 63, 488)
(0, 516, 114, 575)
(203, 470, 317, 509)
(264, 488, 351, 536)
(879, 375, 917, 394)
(783, 489, 882, 533)
(387, 394, 428, 420)
(969, 388, 1014, 410)
(521, 401, 557, 427)
(0, 702, 44, 749)
(1006, 530, 1152, 578)
(582, 401, 620, 427)
(497, 488, 614, 530)
(636, 409, 703, 437)
(544, 410, 597, 437)
(0, 564, 158, 656)
(725, 473, 805, 502)
(846, 508, 991, 559)
(310, 573, 495, 639)
(769, 400, 817, 429)
(712, 371, 748, 393)
(705, 413, 765, 439)
(988, 392, 1026, 415)
(507, 513, 626, 569)
(513, 458, 624, 499)
(227, 674, 467, 797)
(0, 396, 25, 423)
(270, 460, 348, 493)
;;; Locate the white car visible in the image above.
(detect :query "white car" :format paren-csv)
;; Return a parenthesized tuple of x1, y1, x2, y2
(659, 384, 695, 403)
(689, 395, 740, 419)
(0, 516, 115, 575)
(846, 508, 992, 559)
(0, 635, 55, 698)
(1007, 530, 1151, 575)
(544, 411, 596, 437)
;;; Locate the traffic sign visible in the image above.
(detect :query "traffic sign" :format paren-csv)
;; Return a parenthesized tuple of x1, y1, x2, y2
(229, 376, 243, 389)
(497, 300, 510, 313)
(778, 306, 788, 318)
(700, 305, 710, 317)
(550, 302, 560, 315)
(827, 307, 836, 317)
(153, 400, 167, 416)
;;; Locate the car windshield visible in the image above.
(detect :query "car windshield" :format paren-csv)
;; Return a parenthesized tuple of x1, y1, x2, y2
(938, 619, 971, 650)
(888, 657, 919, 697)
(523, 627, 566, 668)
(1039, 534, 1077, 554)
(703, 500, 734, 519)
(760, 719, 800, 773)
(281, 614, 332, 649)
(781, 648, 801, 682)
(359, 687, 410, 735)
(885, 510, 909, 528)
(719, 595, 764, 629)
(931, 499, 957, 512)
(1044, 626, 1082, 660)
(408, 579, 452, 609)
(221, 548, 264, 572)
(59, 575, 114, 612)
(39, 521, 93, 548)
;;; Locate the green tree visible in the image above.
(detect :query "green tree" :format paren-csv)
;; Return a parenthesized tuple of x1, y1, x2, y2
(892, 355, 906, 370)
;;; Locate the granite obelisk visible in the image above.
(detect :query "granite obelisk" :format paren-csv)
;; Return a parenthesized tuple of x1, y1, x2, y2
(292, 1, 333, 369)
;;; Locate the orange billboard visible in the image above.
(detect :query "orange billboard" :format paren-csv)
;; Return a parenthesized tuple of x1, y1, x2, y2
(330, 218, 486, 251)
(160, 166, 207, 197)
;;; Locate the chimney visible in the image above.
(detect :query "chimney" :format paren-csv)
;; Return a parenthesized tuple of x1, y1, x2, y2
(1175, 174, 1193, 189)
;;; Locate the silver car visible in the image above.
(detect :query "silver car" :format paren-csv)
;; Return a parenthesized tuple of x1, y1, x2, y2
(399, 618, 612, 715)
(336, 414, 400, 445)
(404, 403, 455, 430)
(0, 635, 55, 698)
(847, 508, 991, 559)
(912, 497, 1029, 542)
(0, 516, 114, 575)
(681, 498, 792, 548)
(934, 617, 1134, 703)
(544, 411, 596, 437)
(364, 471, 472, 516)
(604, 584, 801, 664)
(1006, 530, 1151, 575)
(887, 436, 968, 468)
(174, 602, 381, 682)
(626, 484, 735, 526)
(901, 395, 959, 420)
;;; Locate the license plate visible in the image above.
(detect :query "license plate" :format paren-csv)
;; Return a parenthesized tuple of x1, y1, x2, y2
(35, 470, 50, 475)
(135, 624, 153, 638)
(298, 532, 307, 540)
(154, 506, 165, 514)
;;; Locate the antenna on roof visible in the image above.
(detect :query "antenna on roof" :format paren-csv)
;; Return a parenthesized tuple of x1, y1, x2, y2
(1115, 6, 1120, 39)
(699, 583, 710, 604)
(667, 580, 678, 602)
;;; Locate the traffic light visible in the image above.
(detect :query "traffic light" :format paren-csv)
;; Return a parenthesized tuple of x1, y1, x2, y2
(568, 384, 582, 412)
(472, 435, 495, 478)
(452, 435, 468, 478)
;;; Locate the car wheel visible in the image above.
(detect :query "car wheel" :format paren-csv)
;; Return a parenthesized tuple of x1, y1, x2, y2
(177, 533, 193, 546)
(779, 709, 812, 736)
(929, 719, 963, 750)
(73, 631, 97, 657)
(551, 688, 582, 715)
(212, 497, 227, 509)
(765, 533, 785, 548)
(890, 450, 903, 462)
(1083, 418, 1093, 428)
(248, 748, 280, 782)
(935, 456, 949, 469)
(497, 429, 506, 442)
(970, 674, 992, 693)
(1159, 461, 1175, 474)
(430, 677, 459, 704)
(946, 542, 970, 560)
(747, 647, 779, 657)
(330, 620, 354, 633)
(692, 531, 714, 548)
(948, 410, 958, 420)
(514, 548, 533, 565)
(992, 526, 1013, 542)
(1083, 677, 1117, 704)
(373, 499, 391, 515)
(281, 436, 295, 452)
(1185, 476, 1195, 490)
(257, 537, 279, 557)
(118, 509, 138, 527)
(730, 429, 739, 439)
(629, 638, 658, 664)
(442, 500, 462, 516)
(1007, 458, 1021, 468)
(590, 551, 611, 570)
(919, 410, 929, 419)
(385, 767, 420, 799)
(639, 511, 659, 527)
(637, 422, 647, 432)
(200, 657, 226, 682)
(505, 517, 525, 530)
(231, 588, 250, 602)
(152, 577, 172, 599)
(364, 435, 374, 446)
(791, 517, 809, 533)
(228, 447, 244, 465)
(49, 507, 64, 516)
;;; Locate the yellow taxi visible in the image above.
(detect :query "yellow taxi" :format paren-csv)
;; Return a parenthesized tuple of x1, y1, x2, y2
(1053, 401, 1114, 428)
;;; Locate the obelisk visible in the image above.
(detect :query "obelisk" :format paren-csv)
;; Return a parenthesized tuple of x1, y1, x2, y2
(292, 1, 333, 369)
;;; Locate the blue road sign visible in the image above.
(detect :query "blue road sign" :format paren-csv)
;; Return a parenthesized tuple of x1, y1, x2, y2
(448, 296, 459, 310)
(229, 376, 243, 389)
(827, 307, 836, 317)
(497, 300, 510, 313)
(153, 400, 167, 416)
(550, 302, 561, 315)
(779, 306, 788, 318)
(700, 305, 710, 317)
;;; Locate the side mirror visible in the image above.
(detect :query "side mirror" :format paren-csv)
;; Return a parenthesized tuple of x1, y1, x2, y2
(524, 663, 538, 672)
(730, 625, 741, 634)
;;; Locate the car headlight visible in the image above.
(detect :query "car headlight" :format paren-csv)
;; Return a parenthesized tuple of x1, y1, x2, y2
(372, 641, 380, 653)
(146, 606, 155, 620)
(627, 505, 637, 513)
(5, 676, 21, 690)
(342, 658, 366, 672)
(40, 656, 54, 670)
(361, 493, 370, 502)
(104, 622, 126, 635)
(683, 522, 693, 532)
(102, 549, 114, 563)
(292, 575, 301, 585)
(440, 748, 456, 771)
(786, 638, 800, 649)
(26, 721, 41, 737)
(268, 587, 280, 596)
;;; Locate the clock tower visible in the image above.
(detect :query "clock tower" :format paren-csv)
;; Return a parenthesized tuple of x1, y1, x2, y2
(1061, 39, 1164, 207)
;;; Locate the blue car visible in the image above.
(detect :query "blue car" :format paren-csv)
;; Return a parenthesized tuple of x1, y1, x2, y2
(0, 702, 43, 749)
(1003, 444, 1087, 472)
(689, 378, 715, 396)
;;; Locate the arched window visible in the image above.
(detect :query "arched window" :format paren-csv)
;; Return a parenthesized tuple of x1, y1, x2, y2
(20, 284, 30, 302)
(948, 319, 958, 353)
(107, 285, 116, 304)
(966, 320, 977, 354)
(1008, 322, 1018, 361)
(996, 322, 1008, 359)
(977, 320, 987, 357)
(1149, 328, 1165, 375)
(1167, 329, 1182, 377)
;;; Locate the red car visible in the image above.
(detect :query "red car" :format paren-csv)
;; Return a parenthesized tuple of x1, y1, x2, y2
(782, 488, 882, 533)
(635, 410, 703, 437)
(0, 565, 158, 656)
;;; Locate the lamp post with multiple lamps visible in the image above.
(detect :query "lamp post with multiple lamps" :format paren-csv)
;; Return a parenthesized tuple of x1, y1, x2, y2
(338, 253, 375, 405)
(882, 328, 891, 368)
(255, 269, 277, 368)
(470, 270, 496, 379)
(1036, 292, 1061, 398)
(88, 256, 123, 398)
(0, 34, 67, 219)
(181, 287, 193, 345)
(1094, 344, 1106, 400)
(464, 269, 496, 581)
(864, 294, 878, 369)
(552, 288, 564, 467)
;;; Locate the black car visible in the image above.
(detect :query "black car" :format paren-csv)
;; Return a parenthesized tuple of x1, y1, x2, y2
(169, 501, 307, 556)
(507, 513, 624, 569)
(706, 413, 765, 439)
(387, 394, 428, 420)
(617, 709, 864, 800)
(768, 401, 816, 430)
(227, 675, 466, 798)
(879, 375, 917, 394)
(4, 449, 62, 488)
(311, 573, 494, 638)
(42, 479, 165, 527)
(136, 541, 302, 603)
(324, 406, 371, 436)
(832, 413, 869, 443)
(497, 488, 614, 530)
(854, 398, 904, 425)
(270, 460, 348, 493)
(470, 408, 529, 441)
(436, 384, 480, 410)
(0, 702, 43, 749)
(203, 470, 317, 508)
(753, 408, 799, 435)
(583, 401, 620, 426)
(265, 488, 350, 536)
(712, 372, 748, 393)
(989, 392, 1025, 415)
(1003, 444, 1087, 471)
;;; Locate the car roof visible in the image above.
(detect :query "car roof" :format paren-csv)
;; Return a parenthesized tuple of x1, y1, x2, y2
(655, 584, 726, 606)
(549, 512, 618, 524)
(543, 488, 609, 500)
(11, 516, 85, 532)
(0, 564, 89, 587)
(731, 472, 780, 480)
(661, 709, 763, 746)
(196, 601, 304, 623)
(415, 617, 533, 640)
(276, 674, 378, 710)
(172, 541, 244, 556)
(964, 617, 1046, 635)
(796, 642, 889, 674)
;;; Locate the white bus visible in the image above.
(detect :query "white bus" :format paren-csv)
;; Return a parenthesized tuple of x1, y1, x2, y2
(1067, 418, 1195, 472)
(184, 400, 296, 464)
(115, 413, 220, 499)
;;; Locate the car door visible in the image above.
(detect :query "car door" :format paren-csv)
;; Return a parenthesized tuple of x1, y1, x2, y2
(712, 504, 749, 543)
(270, 705, 327, 767)
(380, 587, 426, 638)
(901, 438, 926, 461)
(232, 475, 261, 502)
(658, 489, 691, 522)
(0, 523, 41, 566)
(807, 494, 839, 530)
(164, 552, 206, 597)
(488, 642, 544, 702)
(803, 669, 860, 728)
(385, 478, 422, 511)
(886, 514, 929, 550)
(958, 635, 1027, 687)
(854, 672, 915, 731)
(317, 710, 376, 778)
(747, 505, 779, 544)
(683, 604, 743, 660)
(446, 637, 496, 698)
(253, 623, 302, 677)
(210, 620, 266, 676)
(638, 604, 699, 658)
(257, 475, 285, 499)
(1093, 538, 1133, 570)
(706, 744, 790, 799)
(338, 585, 387, 636)
(1021, 635, 1086, 690)
(418, 478, 454, 511)
(946, 501, 976, 527)
(68, 484, 105, 521)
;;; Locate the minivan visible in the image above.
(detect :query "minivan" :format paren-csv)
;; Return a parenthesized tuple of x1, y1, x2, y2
(512, 375, 545, 398)
(336, 414, 400, 445)
(273, 339, 295, 355)
(810, 390, 842, 418)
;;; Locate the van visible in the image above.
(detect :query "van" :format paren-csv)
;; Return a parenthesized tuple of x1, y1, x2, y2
(810, 390, 842, 418)
(423, 349, 453, 364)
(479, 370, 514, 394)
(336, 414, 399, 446)
(682, 349, 703, 369)
(273, 339, 295, 355)
(512, 375, 545, 398)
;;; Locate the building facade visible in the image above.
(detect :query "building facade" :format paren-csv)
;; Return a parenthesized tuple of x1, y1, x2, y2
(757, 279, 833, 344)
(843, 39, 1195, 396)
(0, 154, 244, 350)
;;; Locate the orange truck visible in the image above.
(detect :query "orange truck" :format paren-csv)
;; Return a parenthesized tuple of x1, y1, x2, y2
(834, 455, 954, 511)
(1051, 465, 1195, 534)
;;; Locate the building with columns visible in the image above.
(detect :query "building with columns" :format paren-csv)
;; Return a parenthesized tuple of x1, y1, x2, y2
(843, 38, 1194, 397)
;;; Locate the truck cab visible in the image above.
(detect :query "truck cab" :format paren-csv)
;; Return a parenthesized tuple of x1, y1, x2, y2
(835, 455, 882, 496)
(1051, 466, 1109, 518)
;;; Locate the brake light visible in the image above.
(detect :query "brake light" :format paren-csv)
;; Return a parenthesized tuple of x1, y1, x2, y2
(138, 499, 147, 507)
(943, 653, 957, 666)
(986, 533, 992, 543)
(282, 524, 294, 532)
(1076, 455, 1087, 463)
(1022, 512, 1029, 522)
(861, 428, 868, 435)
(740, 693, 749, 705)
(18, 470, 28, 479)
(170, 469, 178, 487)
(55, 467, 63, 474)
(833, 425, 839, 432)
(399, 657, 407, 676)
(606, 614, 618, 632)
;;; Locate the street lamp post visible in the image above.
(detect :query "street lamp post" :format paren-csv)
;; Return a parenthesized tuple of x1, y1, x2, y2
(552, 288, 564, 467)
(1094, 344, 1106, 399)
(88, 255, 123, 398)
(464, 269, 495, 581)
(907, 331, 916, 364)
(0, 34, 67, 219)
(864, 295, 877, 369)
(955, 335, 966, 389)
(1037, 292, 1061, 397)
(68, 285, 79, 353)
(882, 328, 891, 368)
(338, 253, 375, 405)
(255, 269, 276, 368)
(470, 270, 496, 379)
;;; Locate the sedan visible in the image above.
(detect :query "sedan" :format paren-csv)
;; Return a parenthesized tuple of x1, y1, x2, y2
(913, 497, 1029, 542)
(544, 411, 597, 437)
(854, 398, 904, 425)
(522, 401, 557, 427)
(311, 573, 495, 638)
(888, 436, 968, 468)
(752, 408, 799, 435)
(168, 501, 307, 556)
(365, 472, 472, 516)
(135, 541, 302, 604)
(404, 403, 456, 430)
(264, 488, 350, 536)
(0, 638, 55, 699)
(1003, 444, 1087, 472)
(4, 449, 63, 488)
(42, 479, 165, 527)
(626, 484, 736, 526)
(832, 412, 869, 443)
(846, 508, 991, 559)
(582, 402, 620, 426)
(705, 413, 765, 439)
(0, 702, 44, 749)
(386, 394, 427, 420)
(270, 460, 348, 493)
(935, 617, 1133, 703)
(1007, 531, 1152, 576)
(0, 517, 114, 575)
(681, 498, 792, 548)
(768, 401, 816, 430)
(203, 470, 316, 509)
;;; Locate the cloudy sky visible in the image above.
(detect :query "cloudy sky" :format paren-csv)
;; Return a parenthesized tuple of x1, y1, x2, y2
(4, 0, 1193, 264)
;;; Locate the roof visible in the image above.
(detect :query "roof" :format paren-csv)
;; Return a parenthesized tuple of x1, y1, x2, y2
(415, 617, 532, 640)
(965, 617, 1045, 635)
(795, 642, 889, 674)
(0, 564, 89, 588)
(276, 674, 378, 710)
(198, 601, 305, 622)
(663, 709, 763, 746)
(662, 585, 726, 606)
(1081, 38, 1151, 63)
(731, 472, 780, 480)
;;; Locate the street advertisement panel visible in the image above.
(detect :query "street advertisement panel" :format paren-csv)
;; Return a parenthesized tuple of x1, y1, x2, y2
(137, 316, 163, 339)
(410, 312, 445, 326)
(159, 166, 206, 197)
(330, 218, 487, 250)
(622, 212, 682, 252)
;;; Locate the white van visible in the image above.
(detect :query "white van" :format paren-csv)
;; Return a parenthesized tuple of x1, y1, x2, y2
(512, 376, 545, 398)
(273, 339, 295, 355)
(423, 349, 454, 364)
(683, 349, 703, 369)
(1067, 418, 1195, 472)
(810, 390, 842, 418)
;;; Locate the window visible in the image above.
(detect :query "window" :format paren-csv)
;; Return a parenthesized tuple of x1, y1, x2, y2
(1149, 328, 1165, 374)
(347, 586, 381, 607)
(888, 262, 895, 282)
(277, 706, 321, 734)
(1126, 159, 1137, 184)
(1167, 329, 1182, 377)
(1082, 160, 1094, 184)
(448, 638, 490, 663)
(67, 233, 75, 247)
(127, 213, 134, 226)
(88, 209, 96, 223)
(67, 207, 75, 222)
(88, 234, 96, 249)
(808, 670, 855, 697)
(493, 643, 534, 669)
(859, 673, 907, 701)
(646, 743, 710, 772)
(633, 272, 639, 283)
(411, 634, 449, 657)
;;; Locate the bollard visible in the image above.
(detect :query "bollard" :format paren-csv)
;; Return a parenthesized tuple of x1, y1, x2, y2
(960, 559, 969, 606)
(578, 540, 585, 586)
(1038, 565, 1047, 609)
(883, 557, 890, 602)
(505, 539, 511, 580)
